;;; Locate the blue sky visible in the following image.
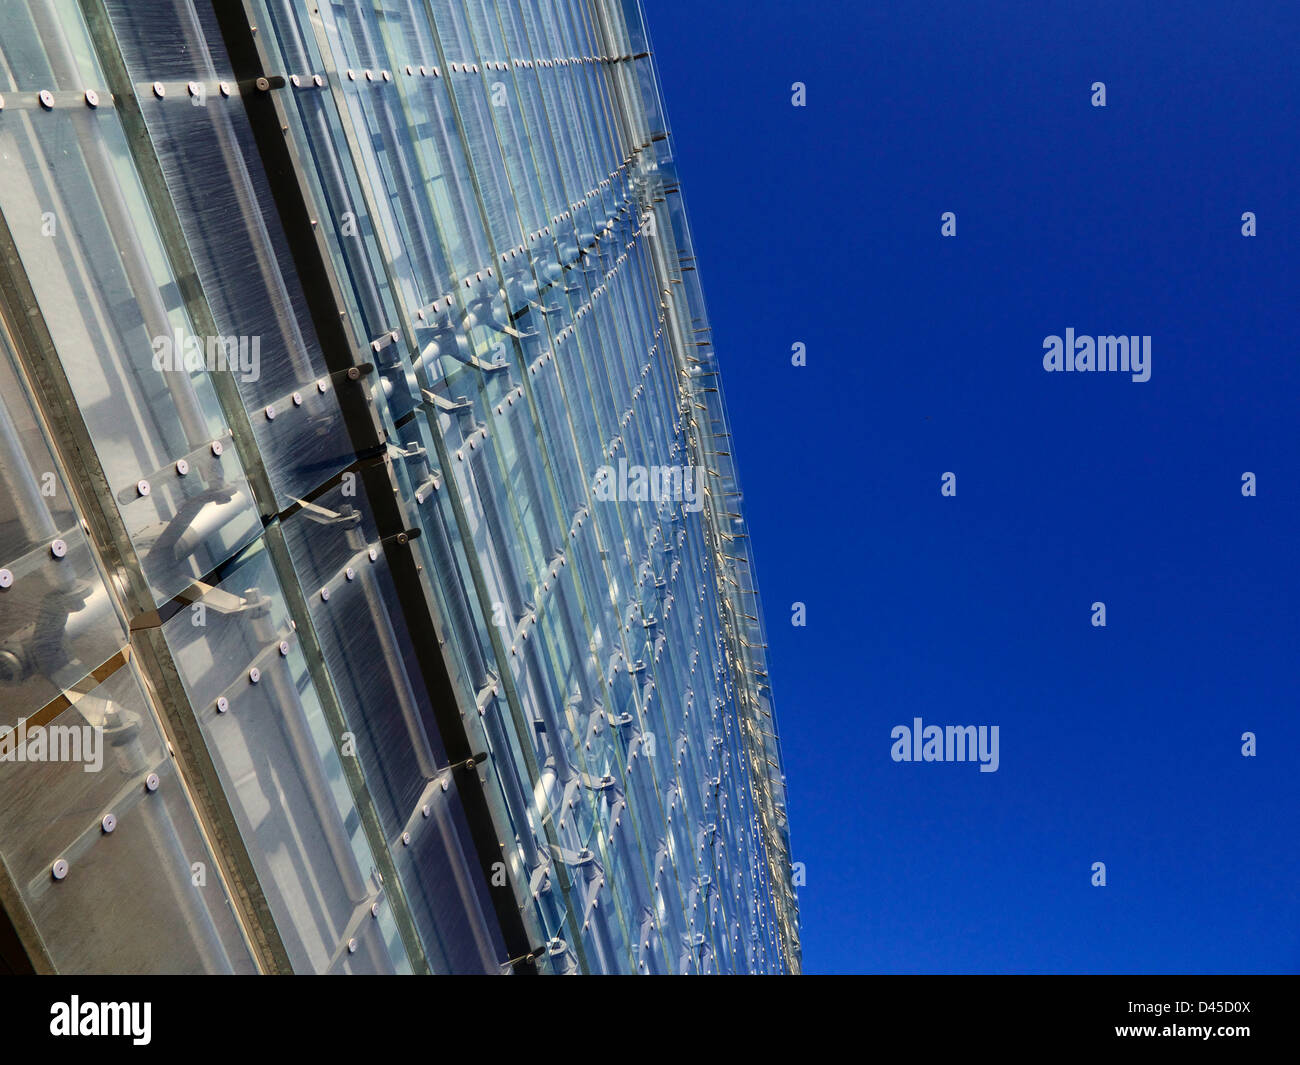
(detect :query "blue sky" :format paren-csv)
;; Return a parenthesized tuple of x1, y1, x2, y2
(647, 0, 1300, 973)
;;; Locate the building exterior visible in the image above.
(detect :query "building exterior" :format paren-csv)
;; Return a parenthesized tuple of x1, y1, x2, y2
(0, 0, 798, 974)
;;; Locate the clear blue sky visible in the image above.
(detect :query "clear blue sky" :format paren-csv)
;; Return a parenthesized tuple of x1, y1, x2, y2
(648, 0, 1300, 973)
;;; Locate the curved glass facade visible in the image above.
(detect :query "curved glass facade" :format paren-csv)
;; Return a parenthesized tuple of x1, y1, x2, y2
(0, 0, 798, 974)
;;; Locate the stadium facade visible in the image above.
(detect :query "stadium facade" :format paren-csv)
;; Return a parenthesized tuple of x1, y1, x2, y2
(0, 0, 797, 974)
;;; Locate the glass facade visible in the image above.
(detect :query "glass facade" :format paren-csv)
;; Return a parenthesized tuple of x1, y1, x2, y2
(0, 0, 798, 974)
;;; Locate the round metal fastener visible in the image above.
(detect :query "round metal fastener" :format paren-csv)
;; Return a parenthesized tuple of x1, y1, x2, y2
(0, 569, 12, 589)
(401, 831, 411, 846)
(84, 89, 99, 108)
(345, 567, 355, 581)
(347, 938, 358, 954)
(290, 74, 301, 87)
(264, 404, 276, 420)
(317, 379, 329, 393)
(188, 81, 202, 97)
(216, 696, 229, 713)
(371, 901, 380, 917)
(255, 77, 270, 91)
(292, 391, 303, 406)
(319, 587, 330, 602)
(313, 75, 323, 87)
(249, 667, 261, 683)
(346, 69, 356, 81)
(368, 548, 377, 562)
(152, 81, 165, 98)
(51, 859, 69, 880)
(211, 440, 224, 456)
(278, 640, 290, 657)
(219, 81, 231, 97)
(145, 773, 160, 792)
(175, 459, 189, 476)
(101, 813, 117, 833)
(39, 90, 55, 110)
(50, 539, 67, 559)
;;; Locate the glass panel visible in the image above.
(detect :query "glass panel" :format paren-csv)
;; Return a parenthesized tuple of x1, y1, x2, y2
(0, 323, 126, 722)
(100, 0, 358, 509)
(162, 541, 404, 974)
(0, 663, 256, 974)
(280, 476, 505, 972)
(0, 86, 261, 604)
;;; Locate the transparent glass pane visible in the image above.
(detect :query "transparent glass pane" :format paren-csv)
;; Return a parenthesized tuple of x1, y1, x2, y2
(161, 542, 402, 974)
(0, 664, 256, 974)
(101, 0, 357, 508)
(280, 478, 505, 972)
(0, 99, 261, 603)
(0, 324, 126, 722)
